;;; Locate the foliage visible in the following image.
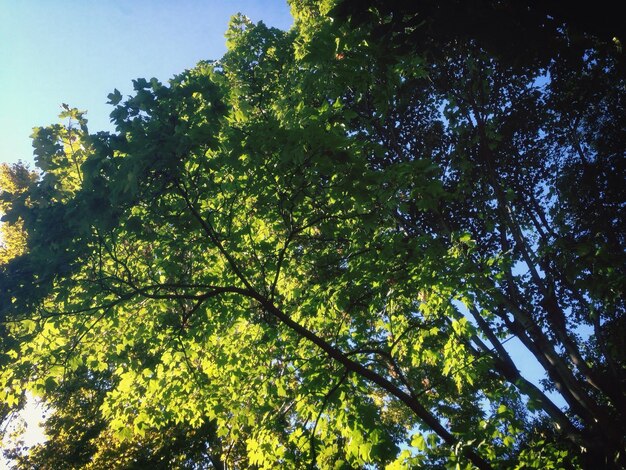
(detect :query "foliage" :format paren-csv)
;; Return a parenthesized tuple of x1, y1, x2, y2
(0, 163, 37, 264)
(1, 1, 624, 468)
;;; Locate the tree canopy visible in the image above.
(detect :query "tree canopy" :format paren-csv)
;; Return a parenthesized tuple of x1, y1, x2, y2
(1, 1, 624, 468)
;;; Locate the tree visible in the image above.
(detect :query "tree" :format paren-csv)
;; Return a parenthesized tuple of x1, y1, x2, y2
(0, 163, 37, 264)
(1, 161, 38, 449)
(1, 1, 624, 468)
(5, 366, 224, 469)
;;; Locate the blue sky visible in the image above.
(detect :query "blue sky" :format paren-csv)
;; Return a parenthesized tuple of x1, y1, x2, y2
(0, 0, 293, 166)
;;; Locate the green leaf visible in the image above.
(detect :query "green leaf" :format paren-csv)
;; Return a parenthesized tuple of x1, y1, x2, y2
(107, 88, 123, 105)
(411, 433, 427, 451)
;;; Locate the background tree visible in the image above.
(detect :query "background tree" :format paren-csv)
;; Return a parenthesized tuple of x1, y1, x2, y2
(1, 161, 38, 449)
(0, 162, 37, 264)
(1, 1, 624, 468)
